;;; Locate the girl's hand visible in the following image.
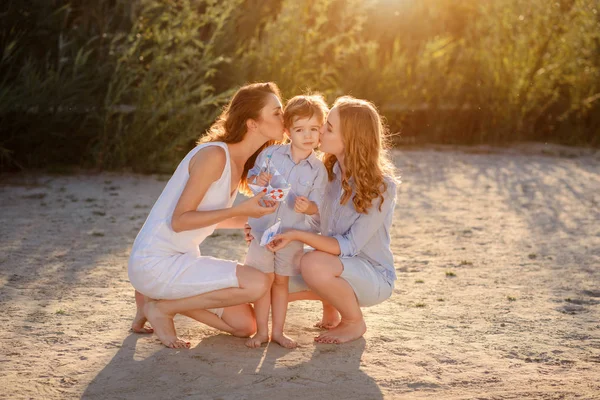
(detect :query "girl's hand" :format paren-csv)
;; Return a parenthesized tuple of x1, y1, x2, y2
(235, 191, 278, 218)
(244, 223, 254, 246)
(255, 172, 272, 187)
(267, 231, 296, 252)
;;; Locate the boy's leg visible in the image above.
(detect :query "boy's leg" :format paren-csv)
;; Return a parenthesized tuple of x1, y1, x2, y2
(245, 272, 274, 348)
(271, 274, 296, 348)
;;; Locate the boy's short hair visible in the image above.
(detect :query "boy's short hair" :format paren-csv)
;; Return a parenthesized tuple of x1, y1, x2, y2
(283, 94, 329, 129)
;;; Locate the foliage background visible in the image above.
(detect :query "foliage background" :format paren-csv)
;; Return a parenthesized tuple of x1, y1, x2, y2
(1, 0, 599, 172)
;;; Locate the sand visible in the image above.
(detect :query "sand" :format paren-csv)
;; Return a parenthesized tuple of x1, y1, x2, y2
(0, 144, 599, 400)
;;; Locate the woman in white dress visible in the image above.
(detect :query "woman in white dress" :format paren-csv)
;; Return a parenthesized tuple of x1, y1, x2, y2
(129, 82, 284, 348)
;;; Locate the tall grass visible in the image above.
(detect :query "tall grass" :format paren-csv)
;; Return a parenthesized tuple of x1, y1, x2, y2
(97, 0, 242, 171)
(0, 0, 599, 172)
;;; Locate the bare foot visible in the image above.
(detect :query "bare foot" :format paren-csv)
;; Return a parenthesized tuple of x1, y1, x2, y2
(314, 319, 366, 344)
(131, 309, 154, 334)
(132, 290, 154, 333)
(271, 332, 297, 349)
(314, 304, 341, 330)
(144, 301, 190, 349)
(245, 331, 269, 348)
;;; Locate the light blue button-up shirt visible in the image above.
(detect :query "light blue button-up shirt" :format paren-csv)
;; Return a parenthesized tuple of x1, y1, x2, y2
(320, 162, 398, 283)
(248, 144, 328, 234)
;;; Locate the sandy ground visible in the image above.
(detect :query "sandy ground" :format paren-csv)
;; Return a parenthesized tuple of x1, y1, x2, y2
(0, 144, 599, 400)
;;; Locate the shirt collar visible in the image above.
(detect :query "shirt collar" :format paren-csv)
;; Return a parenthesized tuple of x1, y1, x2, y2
(282, 145, 318, 169)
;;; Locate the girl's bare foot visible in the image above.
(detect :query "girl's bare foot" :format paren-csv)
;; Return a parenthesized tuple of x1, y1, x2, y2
(245, 331, 269, 348)
(271, 332, 297, 349)
(314, 319, 366, 344)
(144, 301, 190, 349)
(314, 304, 341, 330)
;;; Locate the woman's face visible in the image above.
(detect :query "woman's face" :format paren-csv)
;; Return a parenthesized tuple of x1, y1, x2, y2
(319, 106, 344, 156)
(256, 93, 285, 141)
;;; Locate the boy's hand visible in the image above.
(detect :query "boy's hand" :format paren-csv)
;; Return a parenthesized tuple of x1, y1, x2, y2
(244, 223, 253, 246)
(255, 172, 272, 187)
(294, 196, 316, 214)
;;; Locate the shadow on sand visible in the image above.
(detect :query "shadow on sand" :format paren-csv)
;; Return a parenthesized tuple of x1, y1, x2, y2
(82, 333, 383, 400)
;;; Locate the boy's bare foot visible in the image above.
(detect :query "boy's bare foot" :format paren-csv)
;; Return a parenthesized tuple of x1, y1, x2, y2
(131, 309, 154, 334)
(314, 304, 341, 330)
(271, 332, 297, 349)
(144, 301, 190, 349)
(314, 319, 366, 344)
(245, 331, 269, 348)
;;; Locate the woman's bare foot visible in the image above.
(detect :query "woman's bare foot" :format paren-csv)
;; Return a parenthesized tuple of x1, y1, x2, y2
(271, 332, 297, 349)
(131, 309, 154, 334)
(314, 319, 366, 344)
(245, 331, 269, 348)
(144, 301, 190, 349)
(132, 290, 154, 333)
(314, 304, 341, 330)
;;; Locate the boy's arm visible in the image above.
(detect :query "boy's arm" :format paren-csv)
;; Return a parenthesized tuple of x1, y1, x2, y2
(305, 165, 328, 228)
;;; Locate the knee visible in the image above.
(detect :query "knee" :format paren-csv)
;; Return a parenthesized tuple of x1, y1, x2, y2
(231, 319, 256, 338)
(300, 252, 329, 285)
(248, 270, 271, 301)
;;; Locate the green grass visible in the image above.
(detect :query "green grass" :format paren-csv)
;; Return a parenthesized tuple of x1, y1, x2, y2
(415, 279, 425, 284)
(507, 296, 517, 302)
(445, 271, 457, 277)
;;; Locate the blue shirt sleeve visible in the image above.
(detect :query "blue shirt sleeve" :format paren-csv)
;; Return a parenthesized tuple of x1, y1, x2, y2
(306, 164, 328, 231)
(333, 182, 396, 257)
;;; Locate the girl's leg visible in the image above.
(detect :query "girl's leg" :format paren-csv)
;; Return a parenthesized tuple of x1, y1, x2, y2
(245, 273, 274, 348)
(299, 251, 366, 344)
(271, 274, 296, 348)
(182, 303, 256, 338)
(131, 290, 154, 333)
(144, 264, 270, 349)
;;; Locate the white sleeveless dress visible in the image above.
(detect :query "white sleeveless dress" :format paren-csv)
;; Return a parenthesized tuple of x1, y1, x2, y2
(128, 142, 239, 303)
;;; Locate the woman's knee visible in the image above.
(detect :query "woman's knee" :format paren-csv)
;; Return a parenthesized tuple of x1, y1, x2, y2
(224, 305, 257, 337)
(237, 265, 270, 300)
(300, 252, 338, 285)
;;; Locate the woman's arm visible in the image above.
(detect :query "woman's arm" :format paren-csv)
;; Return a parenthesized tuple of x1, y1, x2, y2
(215, 215, 248, 230)
(267, 230, 341, 255)
(171, 146, 277, 233)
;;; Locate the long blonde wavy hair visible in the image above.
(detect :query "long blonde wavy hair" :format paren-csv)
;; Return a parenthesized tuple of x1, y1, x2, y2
(323, 96, 398, 214)
(198, 82, 282, 196)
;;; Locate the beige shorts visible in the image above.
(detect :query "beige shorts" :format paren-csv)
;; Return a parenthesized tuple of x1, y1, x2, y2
(289, 256, 394, 307)
(244, 229, 304, 276)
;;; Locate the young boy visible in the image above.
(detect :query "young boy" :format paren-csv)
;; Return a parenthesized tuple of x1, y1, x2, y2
(244, 94, 329, 349)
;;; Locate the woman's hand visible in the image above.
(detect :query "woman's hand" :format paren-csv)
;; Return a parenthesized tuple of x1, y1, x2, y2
(267, 230, 297, 252)
(235, 191, 278, 218)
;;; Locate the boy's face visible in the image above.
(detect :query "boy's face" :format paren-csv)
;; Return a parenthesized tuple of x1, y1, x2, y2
(287, 116, 321, 152)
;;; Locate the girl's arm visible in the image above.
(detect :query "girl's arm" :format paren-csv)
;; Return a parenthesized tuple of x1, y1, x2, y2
(171, 146, 277, 233)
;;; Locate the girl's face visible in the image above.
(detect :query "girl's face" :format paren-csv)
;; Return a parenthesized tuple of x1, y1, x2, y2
(256, 93, 285, 141)
(319, 106, 344, 156)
